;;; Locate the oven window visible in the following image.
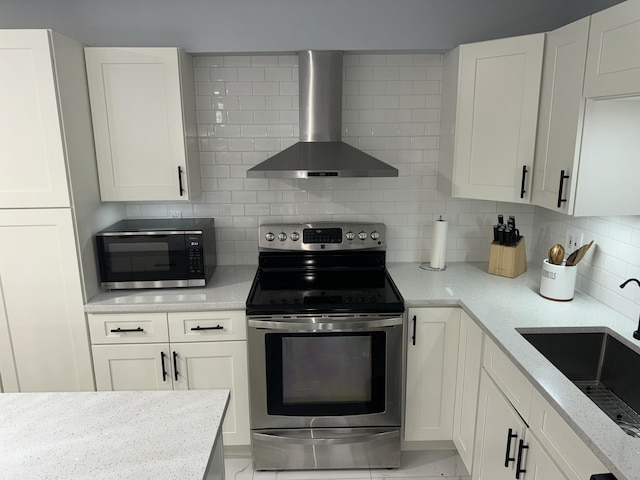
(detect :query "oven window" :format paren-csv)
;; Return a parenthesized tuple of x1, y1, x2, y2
(265, 332, 386, 416)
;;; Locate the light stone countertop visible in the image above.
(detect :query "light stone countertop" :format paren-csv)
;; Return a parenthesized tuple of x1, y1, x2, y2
(84, 262, 640, 479)
(0, 389, 229, 480)
(84, 265, 257, 313)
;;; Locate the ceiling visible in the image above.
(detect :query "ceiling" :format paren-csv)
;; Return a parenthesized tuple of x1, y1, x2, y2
(1, 0, 625, 53)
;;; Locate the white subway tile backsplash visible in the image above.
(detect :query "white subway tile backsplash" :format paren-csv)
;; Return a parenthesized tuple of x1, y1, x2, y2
(123, 53, 639, 323)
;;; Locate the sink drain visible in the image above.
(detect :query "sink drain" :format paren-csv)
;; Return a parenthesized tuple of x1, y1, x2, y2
(574, 381, 640, 438)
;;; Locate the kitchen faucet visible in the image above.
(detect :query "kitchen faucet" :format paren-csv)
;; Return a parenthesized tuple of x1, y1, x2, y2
(620, 278, 640, 340)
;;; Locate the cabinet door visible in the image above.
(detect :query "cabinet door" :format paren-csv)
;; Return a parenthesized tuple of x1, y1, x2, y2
(405, 308, 460, 441)
(0, 209, 93, 392)
(472, 370, 527, 480)
(454, 34, 543, 203)
(453, 311, 483, 473)
(0, 30, 70, 208)
(584, 0, 640, 98)
(92, 344, 173, 391)
(85, 48, 197, 202)
(532, 18, 590, 214)
(521, 432, 568, 480)
(172, 341, 250, 446)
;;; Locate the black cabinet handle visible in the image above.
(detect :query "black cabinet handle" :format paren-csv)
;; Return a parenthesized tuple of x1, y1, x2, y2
(178, 166, 185, 196)
(504, 428, 518, 467)
(190, 325, 224, 331)
(520, 165, 528, 199)
(160, 352, 168, 382)
(172, 351, 179, 381)
(411, 315, 417, 346)
(557, 170, 570, 208)
(110, 327, 144, 333)
(515, 439, 529, 479)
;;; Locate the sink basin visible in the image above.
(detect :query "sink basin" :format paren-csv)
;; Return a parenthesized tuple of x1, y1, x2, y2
(520, 328, 640, 437)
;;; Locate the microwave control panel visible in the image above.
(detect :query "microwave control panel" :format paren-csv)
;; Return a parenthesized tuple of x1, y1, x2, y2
(187, 235, 204, 275)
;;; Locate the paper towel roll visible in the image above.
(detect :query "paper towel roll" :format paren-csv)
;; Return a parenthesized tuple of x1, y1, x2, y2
(430, 218, 448, 269)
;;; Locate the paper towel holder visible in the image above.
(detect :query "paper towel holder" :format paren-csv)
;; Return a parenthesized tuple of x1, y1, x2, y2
(420, 215, 448, 272)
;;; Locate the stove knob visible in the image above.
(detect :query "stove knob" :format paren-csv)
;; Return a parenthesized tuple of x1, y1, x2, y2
(371, 231, 380, 240)
(265, 232, 275, 242)
(290, 232, 300, 241)
(358, 231, 368, 240)
(345, 231, 355, 241)
(278, 232, 287, 241)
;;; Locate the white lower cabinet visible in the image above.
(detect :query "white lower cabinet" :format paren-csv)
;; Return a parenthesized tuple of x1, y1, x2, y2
(473, 369, 566, 480)
(452, 311, 483, 473)
(405, 308, 460, 441)
(89, 311, 250, 446)
(471, 336, 608, 480)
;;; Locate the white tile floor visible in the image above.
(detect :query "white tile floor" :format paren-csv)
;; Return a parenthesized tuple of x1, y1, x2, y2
(224, 451, 471, 480)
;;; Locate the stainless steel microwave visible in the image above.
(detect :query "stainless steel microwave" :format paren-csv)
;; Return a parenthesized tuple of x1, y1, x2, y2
(96, 218, 216, 289)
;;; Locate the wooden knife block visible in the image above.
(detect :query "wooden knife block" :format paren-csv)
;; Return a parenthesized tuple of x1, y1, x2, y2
(488, 237, 527, 278)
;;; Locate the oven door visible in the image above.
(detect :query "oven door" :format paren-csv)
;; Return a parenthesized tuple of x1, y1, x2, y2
(248, 315, 403, 430)
(96, 233, 191, 288)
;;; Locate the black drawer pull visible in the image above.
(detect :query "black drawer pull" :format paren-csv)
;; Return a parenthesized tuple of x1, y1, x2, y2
(173, 351, 179, 381)
(110, 327, 144, 333)
(190, 325, 224, 331)
(411, 315, 417, 346)
(515, 439, 529, 479)
(504, 428, 517, 467)
(160, 352, 168, 382)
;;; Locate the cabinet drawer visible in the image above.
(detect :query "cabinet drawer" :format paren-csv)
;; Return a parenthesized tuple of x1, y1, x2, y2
(483, 335, 533, 421)
(88, 313, 169, 344)
(529, 389, 608, 480)
(168, 311, 246, 342)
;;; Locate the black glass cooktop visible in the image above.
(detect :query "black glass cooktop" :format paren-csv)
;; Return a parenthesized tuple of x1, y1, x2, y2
(246, 252, 405, 316)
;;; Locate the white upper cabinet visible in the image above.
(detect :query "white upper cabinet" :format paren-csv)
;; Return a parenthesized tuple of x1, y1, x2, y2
(584, 0, 640, 98)
(439, 33, 544, 203)
(0, 30, 71, 208)
(533, 10, 640, 217)
(85, 48, 201, 202)
(532, 18, 590, 214)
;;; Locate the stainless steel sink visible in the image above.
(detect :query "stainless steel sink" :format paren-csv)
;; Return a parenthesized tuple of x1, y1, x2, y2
(519, 328, 640, 438)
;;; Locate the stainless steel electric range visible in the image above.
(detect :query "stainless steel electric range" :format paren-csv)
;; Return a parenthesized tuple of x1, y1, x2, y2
(246, 222, 405, 471)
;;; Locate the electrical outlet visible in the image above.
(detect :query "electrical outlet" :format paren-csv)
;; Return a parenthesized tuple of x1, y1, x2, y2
(169, 210, 181, 219)
(566, 228, 583, 251)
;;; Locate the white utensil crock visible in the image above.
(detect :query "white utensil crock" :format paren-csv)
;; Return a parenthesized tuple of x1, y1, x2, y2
(540, 259, 577, 301)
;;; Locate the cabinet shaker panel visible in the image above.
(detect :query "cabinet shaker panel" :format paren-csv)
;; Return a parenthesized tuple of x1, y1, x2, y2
(0, 30, 70, 208)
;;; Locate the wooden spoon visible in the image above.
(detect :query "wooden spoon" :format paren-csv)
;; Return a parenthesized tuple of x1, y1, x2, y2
(548, 244, 565, 265)
(566, 240, 593, 266)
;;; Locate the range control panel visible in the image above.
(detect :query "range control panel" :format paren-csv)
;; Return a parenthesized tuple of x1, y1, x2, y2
(259, 223, 386, 251)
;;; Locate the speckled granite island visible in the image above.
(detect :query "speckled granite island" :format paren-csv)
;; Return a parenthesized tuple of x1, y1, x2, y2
(0, 390, 229, 480)
(85, 262, 640, 480)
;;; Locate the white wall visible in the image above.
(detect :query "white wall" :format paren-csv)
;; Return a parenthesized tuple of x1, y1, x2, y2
(125, 52, 534, 265)
(0, 0, 623, 52)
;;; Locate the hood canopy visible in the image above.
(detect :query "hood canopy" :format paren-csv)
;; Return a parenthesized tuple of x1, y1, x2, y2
(247, 50, 398, 179)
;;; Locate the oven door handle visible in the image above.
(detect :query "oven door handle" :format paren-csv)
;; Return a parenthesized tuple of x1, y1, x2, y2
(252, 429, 399, 446)
(247, 316, 403, 331)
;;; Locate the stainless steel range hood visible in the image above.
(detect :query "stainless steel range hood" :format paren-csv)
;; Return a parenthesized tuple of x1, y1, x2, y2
(247, 51, 398, 179)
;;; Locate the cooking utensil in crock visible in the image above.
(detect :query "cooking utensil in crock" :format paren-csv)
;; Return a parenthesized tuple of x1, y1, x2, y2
(548, 244, 565, 265)
(566, 240, 593, 266)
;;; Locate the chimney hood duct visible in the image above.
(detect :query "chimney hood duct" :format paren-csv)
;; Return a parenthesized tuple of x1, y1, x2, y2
(246, 50, 399, 178)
